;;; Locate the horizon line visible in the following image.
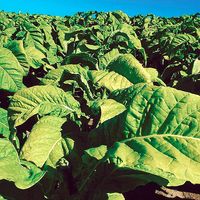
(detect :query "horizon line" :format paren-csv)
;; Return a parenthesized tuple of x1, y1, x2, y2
(1, 9, 199, 18)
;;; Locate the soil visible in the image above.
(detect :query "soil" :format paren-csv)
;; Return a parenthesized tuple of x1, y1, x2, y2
(124, 182, 200, 200)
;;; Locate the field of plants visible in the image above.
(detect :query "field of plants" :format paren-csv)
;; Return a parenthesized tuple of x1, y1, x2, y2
(0, 11, 200, 200)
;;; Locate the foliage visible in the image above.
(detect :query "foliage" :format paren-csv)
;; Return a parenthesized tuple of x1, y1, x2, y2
(0, 10, 199, 200)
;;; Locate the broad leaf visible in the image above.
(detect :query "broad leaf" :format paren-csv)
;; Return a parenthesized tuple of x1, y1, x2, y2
(21, 116, 74, 168)
(89, 192, 125, 200)
(25, 46, 45, 69)
(23, 21, 46, 54)
(91, 99, 126, 125)
(0, 138, 45, 189)
(107, 54, 151, 84)
(98, 49, 120, 70)
(0, 47, 24, 92)
(106, 193, 125, 200)
(192, 58, 200, 75)
(5, 40, 44, 71)
(8, 85, 81, 127)
(38, 20, 57, 57)
(80, 134, 200, 196)
(88, 70, 133, 92)
(41, 67, 64, 86)
(4, 40, 30, 75)
(0, 108, 10, 138)
(89, 84, 200, 146)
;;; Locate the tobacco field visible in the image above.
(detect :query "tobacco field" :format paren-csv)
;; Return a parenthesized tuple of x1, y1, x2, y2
(0, 11, 200, 199)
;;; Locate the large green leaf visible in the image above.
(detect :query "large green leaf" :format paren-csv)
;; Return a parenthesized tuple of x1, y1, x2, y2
(5, 39, 45, 71)
(38, 20, 57, 55)
(116, 84, 200, 137)
(98, 49, 120, 70)
(192, 58, 200, 75)
(0, 108, 10, 138)
(106, 193, 125, 200)
(21, 116, 74, 168)
(75, 144, 167, 199)
(91, 99, 126, 125)
(41, 67, 64, 86)
(23, 21, 46, 54)
(8, 85, 81, 127)
(79, 134, 200, 196)
(87, 192, 125, 200)
(112, 11, 130, 23)
(107, 26, 142, 51)
(89, 84, 200, 146)
(25, 46, 45, 69)
(88, 70, 133, 92)
(107, 54, 151, 84)
(0, 47, 24, 92)
(45, 136, 74, 169)
(0, 138, 45, 189)
(5, 40, 30, 75)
